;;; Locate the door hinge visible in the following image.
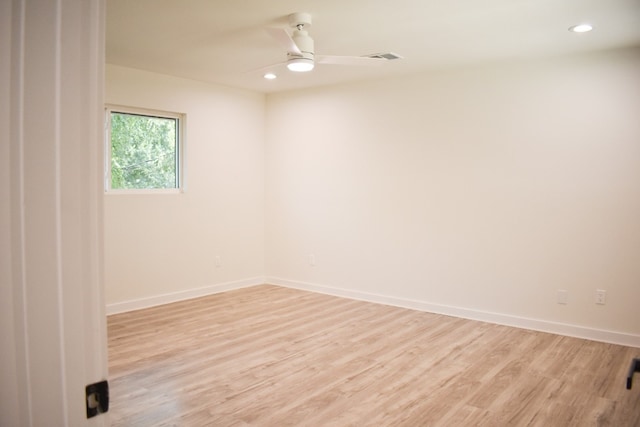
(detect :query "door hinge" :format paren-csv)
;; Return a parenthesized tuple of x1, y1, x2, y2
(85, 380, 109, 418)
(627, 358, 640, 390)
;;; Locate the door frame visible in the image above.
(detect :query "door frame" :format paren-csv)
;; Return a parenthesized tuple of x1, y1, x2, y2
(3, 0, 108, 425)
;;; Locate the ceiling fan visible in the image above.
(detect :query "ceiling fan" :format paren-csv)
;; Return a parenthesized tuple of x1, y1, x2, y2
(264, 12, 394, 73)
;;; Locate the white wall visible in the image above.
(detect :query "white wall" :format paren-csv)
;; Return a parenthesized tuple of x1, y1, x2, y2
(265, 48, 640, 343)
(105, 49, 640, 345)
(105, 65, 266, 310)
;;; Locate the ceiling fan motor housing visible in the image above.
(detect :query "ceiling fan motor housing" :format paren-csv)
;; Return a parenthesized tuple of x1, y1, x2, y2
(288, 12, 312, 29)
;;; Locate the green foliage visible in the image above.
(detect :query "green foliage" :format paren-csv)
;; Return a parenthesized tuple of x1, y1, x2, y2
(110, 112, 178, 189)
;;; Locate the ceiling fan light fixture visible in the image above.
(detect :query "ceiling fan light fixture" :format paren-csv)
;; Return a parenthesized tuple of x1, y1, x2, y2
(287, 57, 314, 72)
(569, 23, 593, 33)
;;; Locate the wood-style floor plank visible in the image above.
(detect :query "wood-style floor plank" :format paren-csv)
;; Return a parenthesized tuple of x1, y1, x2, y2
(108, 285, 640, 426)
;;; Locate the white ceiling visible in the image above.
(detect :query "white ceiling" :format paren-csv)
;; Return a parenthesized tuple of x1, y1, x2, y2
(106, 0, 640, 93)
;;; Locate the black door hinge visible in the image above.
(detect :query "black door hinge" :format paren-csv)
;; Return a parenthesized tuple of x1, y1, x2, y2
(627, 358, 640, 390)
(86, 380, 109, 418)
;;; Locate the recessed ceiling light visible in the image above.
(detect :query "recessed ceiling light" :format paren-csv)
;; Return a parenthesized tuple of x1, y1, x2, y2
(263, 72, 277, 80)
(569, 23, 593, 33)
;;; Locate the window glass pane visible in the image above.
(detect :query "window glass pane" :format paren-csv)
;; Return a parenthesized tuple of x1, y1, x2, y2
(110, 112, 178, 189)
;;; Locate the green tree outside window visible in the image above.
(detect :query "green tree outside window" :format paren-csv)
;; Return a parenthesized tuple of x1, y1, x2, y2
(110, 111, 179, 189)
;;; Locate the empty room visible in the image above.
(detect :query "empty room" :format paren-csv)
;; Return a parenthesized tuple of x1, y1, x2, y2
(86, 0, 640, 425)
(101, 2, 640, 426)
(6, 1, 640, 426)
(102, 0, 640, 425)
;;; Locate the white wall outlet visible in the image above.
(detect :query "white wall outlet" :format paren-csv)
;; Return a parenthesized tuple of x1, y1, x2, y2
(595, 289, 606, 305)
(308, 254, 316, 267)
(215, 255, 221, 268)
(557, 289, 568, 305)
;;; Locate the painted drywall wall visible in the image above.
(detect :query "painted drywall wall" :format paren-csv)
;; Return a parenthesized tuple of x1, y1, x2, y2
(265, 48, 640, 339)
(105, 65, 266, 307)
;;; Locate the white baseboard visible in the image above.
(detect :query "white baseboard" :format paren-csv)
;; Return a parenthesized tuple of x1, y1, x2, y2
(106, 277, 265, 315)
(267, 277, 640, 348)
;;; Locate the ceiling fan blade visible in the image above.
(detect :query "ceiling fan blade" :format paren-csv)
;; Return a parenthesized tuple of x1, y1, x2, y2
(316, 55, 387, 66)
(242, 61, 286, 75)
(265, 27, 301, 55)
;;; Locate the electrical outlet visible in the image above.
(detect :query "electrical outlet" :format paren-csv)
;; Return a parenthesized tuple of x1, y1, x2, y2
(308, 254, 316, 267)
(215, 255, 221, 268)
(557, 290, 568, 305)
(595, 289, 606, 305)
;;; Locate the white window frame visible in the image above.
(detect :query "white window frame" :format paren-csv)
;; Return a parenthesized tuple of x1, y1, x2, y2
(105, 104, 186, 194)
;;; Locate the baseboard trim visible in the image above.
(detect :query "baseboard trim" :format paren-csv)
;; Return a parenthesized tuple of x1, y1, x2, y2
(106, 277, 265, 315)
(267, 277, 640, 348)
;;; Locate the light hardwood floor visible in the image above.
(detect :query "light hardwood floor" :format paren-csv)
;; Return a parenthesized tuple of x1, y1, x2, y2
(108, 285, 640, 426)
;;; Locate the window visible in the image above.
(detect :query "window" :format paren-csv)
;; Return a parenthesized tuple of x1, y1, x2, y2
(105, 105, 184, 192)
